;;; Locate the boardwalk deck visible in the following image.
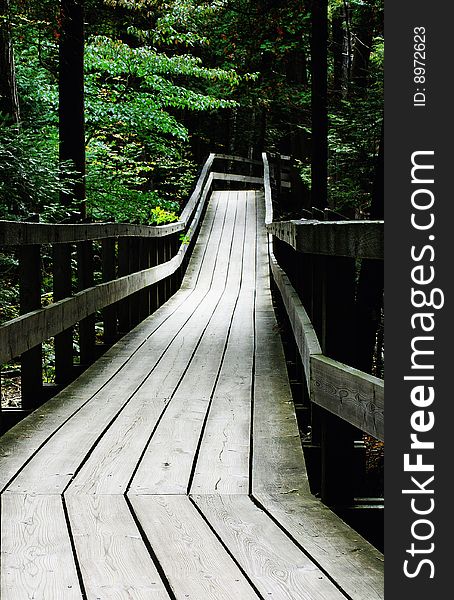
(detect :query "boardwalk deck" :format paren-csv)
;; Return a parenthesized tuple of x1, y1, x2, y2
(0, 190, 384, 599)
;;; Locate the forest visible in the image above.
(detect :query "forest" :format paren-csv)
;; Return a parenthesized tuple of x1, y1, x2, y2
(1, 0, 383, 222)
(0, 0, 383, 385)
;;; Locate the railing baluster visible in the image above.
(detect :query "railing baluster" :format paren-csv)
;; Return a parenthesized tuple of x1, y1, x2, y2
(117, 237, 131, 334)
(19, 243, 43, 409)
(77, 240, 96, 366)
(53, 243, 74, 386)
(101, 238, 117, 345)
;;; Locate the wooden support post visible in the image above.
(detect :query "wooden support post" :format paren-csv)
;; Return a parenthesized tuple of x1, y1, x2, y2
(149, 238, 158, 314)
(129, 238, 141, 327)
(157, 238, 165, 307)
(53, 243, 74, 385)
(19, 243, 43, 409)
(117, 237, 131, 333)
(77, 240, 96, 366)
(101, 238, 117, 345)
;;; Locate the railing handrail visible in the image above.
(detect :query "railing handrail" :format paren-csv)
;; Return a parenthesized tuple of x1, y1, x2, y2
(0, 156, 216, 365)
(262, 152, 384, 441)
(0, 153, 216, 246)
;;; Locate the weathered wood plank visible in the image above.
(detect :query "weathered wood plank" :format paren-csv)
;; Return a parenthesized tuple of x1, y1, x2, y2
(130, 191, 244, 494)
(253, 192, 310, 497)
(1, 493, 82, 599)
(39, 196, 225, 497)
(269, 252, 322, 383)
(6, 193, 230, 495)
(256, 492, 384, 600)
(0, 171, 215, 365)
(0, 220, 185, 246)
(190, 192, 257, 495)
(211, 172, 263, 185)
(310, 355, 384, 441)
(214, 153, 263, 165)
(0, 284, 206, 491)
(194, 494, 347, 600)
(129, 495, 260, 600)
(65, 495, 170, 599)
(267, 220, 384, 260)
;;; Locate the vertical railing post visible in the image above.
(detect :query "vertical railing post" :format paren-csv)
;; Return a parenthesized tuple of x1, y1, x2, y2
(138, 237, 150, 321)
(77, 240, 96, 366)
(149, 238, 158, 314)
(19, 243, 43, 409)
(118, 237, 131, 333)
(53, 243, 74, 386)
(157, 237, 165, 307)
(101, 238, 117, 345)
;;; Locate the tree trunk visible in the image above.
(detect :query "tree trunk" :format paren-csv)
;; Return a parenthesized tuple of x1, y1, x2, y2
(0, 0, 20, 124)
(331, 5, 344, 100)
(351, 1, 374, 92)
(59, 0, 86, 219)
(353, 121, 384, 374)
(311, 0, 328, 209)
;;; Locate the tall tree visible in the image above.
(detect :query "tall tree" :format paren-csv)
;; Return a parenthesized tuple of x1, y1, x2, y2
(311, 0, 328, 208)
(0, 0, 20, 124)
(59, 0, 85, 218)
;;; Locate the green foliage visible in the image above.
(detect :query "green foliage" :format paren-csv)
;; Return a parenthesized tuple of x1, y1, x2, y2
(0, 123, 77, 221)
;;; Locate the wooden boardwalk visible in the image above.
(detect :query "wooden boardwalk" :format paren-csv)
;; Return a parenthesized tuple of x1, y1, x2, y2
(0, 189, 383, 599)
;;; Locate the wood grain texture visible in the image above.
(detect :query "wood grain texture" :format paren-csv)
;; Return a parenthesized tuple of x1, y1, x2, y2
(1, 493, 82, 600)
(267, 220, 384, 260)
(211, 172, 263, 185)
(190, 192, 257, 495)
(65, 495, 170, 599)
(194, 494, 347, 600)
(129, 494, 260, 600)
(269, 252, 322, 384)
(310, 355, 384, 441)
(130, 191, 245, 495)
(0, 163, 215, 366)
(6, 195, 230, 495)
(0, 220, 184, 246)
(253, 193, 310, 498)
(256, 492, 384, 600)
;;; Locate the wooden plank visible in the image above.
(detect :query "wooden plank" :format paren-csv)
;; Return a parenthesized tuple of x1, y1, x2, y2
(211, 172, 263, 185)
(129, 495, 259, 600)
(0, 284, 206, 491)
(53, 243, 74, 385)
(194, 494, 347, 600)
(65, 495, 170, 599)
(101, 238, 118, 344)
(0, 220, 185, 246)
(7, 193, 231, 495)
(130, 191, 245, 494)
(269, 252, 322, 384)
(262, 153, 273, 226)
(267, 220, 384, 260)
(256, 492, 384, 600)
(19, 243, 43, 409)
(253, 192, 310, 497)
(0, 170, 215, 365)
(214, 153, 263, 165)
(1, 493, 82, 599)
(190, 192, 257, 495)
(310, 355, 384, 441)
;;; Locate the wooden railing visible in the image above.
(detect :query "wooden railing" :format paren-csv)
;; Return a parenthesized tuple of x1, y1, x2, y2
(0, 154, 220, 430)
(263, 152, 384, 508)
